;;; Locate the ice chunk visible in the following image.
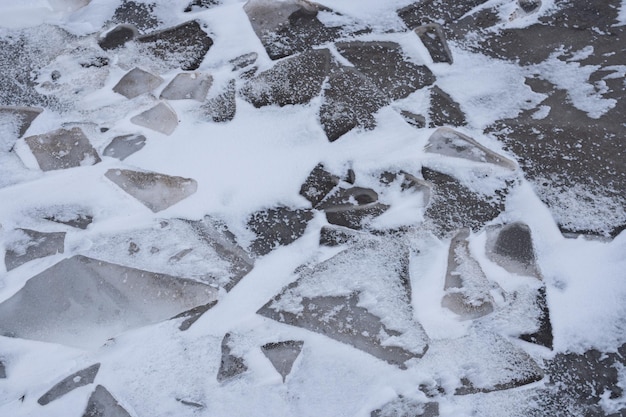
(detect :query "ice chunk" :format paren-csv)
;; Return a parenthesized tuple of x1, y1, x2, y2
(23, 127, 101, 171)
(261, 340, 303, 382)
(247, 206, 314, 256)
(243, 0, 343, 60)
(102, 133, 146, 160)
(130, 102, 178, 135)
(0, 106, 42, 140)
(428, 86, 466, 127)
(319, 66, 389, 142)
(519, 287, 553, 349)
(336, 41, 436, 100)
(112, 67, 163, 99)
(0, 255, 218, 348)
(426, 127, 516, 169)
(399, 110, 426, 128)
(258, 238, 428, 368)
(299, 163, 340, 208)
(38, 363, 100, 405)
(422, 167, 508, 235)
(82, 385, 132, 417)
(230, 52, 257, 71)
(414, 23, 453, 64)
(98, 24, 138, 50)
(105, 169, 197, 212)
(202, 79, 236, 123)
(379, 170, 432, 206)
(371, 397, 439, 417)
(240, 48, 331, 107)
(319, 187, 389, 230)
(441, 229, 494, 319)
(398, 0, 490, 28)
(137, 20, 213, 71)
(160, 72, 212, 102)
(485, 222, 541, 278)
(39, 205, 93, 229)
(217, 334, 247, 382)
(4, 228, 65, 271)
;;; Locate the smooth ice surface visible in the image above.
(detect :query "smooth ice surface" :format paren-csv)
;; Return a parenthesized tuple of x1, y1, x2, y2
(261, 340, 303, 382)
(129, 102, 178, 135)
(112, 68, 163, 99)
(160, 72, 212, 102)
(0, 255, 217, 348)
(38, 363, 100, 405)
(22, 128, 101, 171)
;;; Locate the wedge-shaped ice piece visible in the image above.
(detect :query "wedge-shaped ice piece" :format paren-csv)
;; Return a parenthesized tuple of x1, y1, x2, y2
(336, 41, 436, 100)
(112, 67, 163, 99)
(319, 187, 389, 230)
(98, 24, 138, 50)
(0, 255, 217, 348)
(421, 329, 543, 395)
(414, 23, 453, 64)
(202, 79, 236, 123)
(160, 72, 212, 101)
(299, 163, 340, 208)
(247, 206, 314, 256)
(105, 169, 197, 212)
(4, 228, 65, 271)
(258, 238, 428, 368)
(82, 385, 132, 417)
(426, 127, 516, 169)
(103, 133, 146, 160)
(23, 127, 101, 171)
(428, 86, 466, 128)
(38, 363, 100, 405)
(0, 106, 42, 139)
(486, 222, 541, 278)
(217, 334, 247, 382)
(130, 102, 178, 135)
(261, 340, 303, 382)
(442, 229, 494, 319)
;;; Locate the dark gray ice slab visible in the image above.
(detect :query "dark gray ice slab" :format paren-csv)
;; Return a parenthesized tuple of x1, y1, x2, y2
(240, 48, 331, 107)
(5, 228, 65, 271)
(103, 133, 146, 160)
(130, 102, 178, 135)
(98, 24, 138, 50)
(299, 163, 340, 208)
(0, 255, 217, 348)
(335, 41, 436, 100)
(428, 86, 466, 128)
(112, 67, 163, 99)
(243, 0, 344, 60)
(38, 363, 100, 405)
(202, 79, 236, 123)
(105, 169, 197, 212)
(319, 187, 389, 230)
(261, 340, 303, 382)
(422, 167, 509, 236)
(538, 344, 626, 416)
(137, 20, 213, 71)
(24, 127, 101, 171)
(426, 127, 516, 169)
(371, 397, 439, 417)
(160, 72, 212, 102)
(398, 0, 489, 28)
(442, 230, 494, 319)
(82, 385, 132, 417)
(217, 334, 247, 382)
(0, 106, 43, 140)
(414, 24, 453, 64)
(486, 223, 541, 278)
(258, 239, 428, 368)
(111, 1, 160, 32)
(319, 66, 389, 142)
(247, 206, 314, 256)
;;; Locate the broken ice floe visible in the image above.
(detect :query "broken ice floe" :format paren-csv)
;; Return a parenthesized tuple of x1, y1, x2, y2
(98, 24, 139, 51)
(217, 333, 247, 382)
(112, 67, 163, 99)
(485, 222, 541, 278)
(160, 72, 212, 102)
(335, 41, 436, 101)
(102, 133, 146, 160)
(299, 163, 340, 208)
(425, 127, 516, 170)
(82, 385, 132, 417)
(319, 187, 389, 230)
(4, 228, 65, 271)
(105, 169, 197, 212)
(428, 86, 466, 128)
(261, 340, 303, 382)
(38, 363, 100, 405)
(442, 229, 495, 319)
(130, 102, 178, 135)
(247, 206, 314, 256)
(23, 127, 101, 171)
(414, 23, 453, 64)
(81, 217, 253, 290)
(258, 238, 428, 368)
(0, 255, 218, 348)
(371, 396, 439, 417)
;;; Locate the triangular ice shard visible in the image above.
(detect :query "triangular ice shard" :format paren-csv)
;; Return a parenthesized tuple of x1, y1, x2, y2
(217, 334, 247, 382)
(38, 363, 100, 405)
(261, 340, 303, 382)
